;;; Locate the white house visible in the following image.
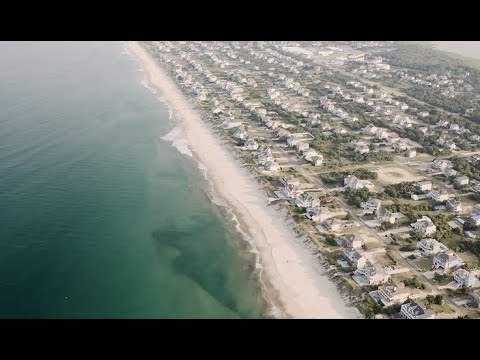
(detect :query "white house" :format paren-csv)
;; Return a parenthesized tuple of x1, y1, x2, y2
(354, 260, 389, 285)
(306, 206, 334, 223)
(400, 302, 435, 319)
(322, 218, 344, 233)
(432, 160, 449, 171)
(428, 189, 450, 203)
(342, 234, 363, 249)
(355, 143, 370, 154)
(405, 149, 417, 158)
(410, 216, 437, 235)
(415, 181, 432, 192)
(310, 155, 324, 166)
(372, 282, 422, 307)
(344, 175, 374, 190)
(294, 193, 320, 208)
(296, 142, 309, 152)
(453, 268, 476, 287)
(257, 147, 273, 165)
(419, 111, 430, 118)
(433, 251, 464, 271)
(265, 161, 280, 172)
(346, 249, 367, 268)
(454, 176, 469, 186)
(416, 238, 447, 256)
(446, 199, 463, 213)
(377, 206, 396, 224)
(243, 137, 259, 150)
(281, 175, 300, 188)
(444, 167, 457, 177)
(469, 212, 480, 226)
(360, 198, 382, 214)
(362, 124, 378, 135)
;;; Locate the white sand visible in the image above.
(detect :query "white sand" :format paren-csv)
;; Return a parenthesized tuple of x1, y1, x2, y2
(127, 41, 362, 319)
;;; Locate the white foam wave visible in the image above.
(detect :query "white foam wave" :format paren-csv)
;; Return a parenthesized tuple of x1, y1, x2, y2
(161, 126, 193, 158)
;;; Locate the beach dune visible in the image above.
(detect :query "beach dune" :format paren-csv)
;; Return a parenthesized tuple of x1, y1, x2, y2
(127, 41, 362, 319)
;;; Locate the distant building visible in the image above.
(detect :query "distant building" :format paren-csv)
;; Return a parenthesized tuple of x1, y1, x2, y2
(454, 176, 469, 186)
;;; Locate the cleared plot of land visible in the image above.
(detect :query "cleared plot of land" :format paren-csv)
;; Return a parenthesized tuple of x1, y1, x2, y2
(413, 256, 433, 271)
(374, 253, 396, 267)
(376, 165, 424, 185)
(364, 242, 384, 251)
(430, 303, 455, 314)
(458, 251, 480, 268)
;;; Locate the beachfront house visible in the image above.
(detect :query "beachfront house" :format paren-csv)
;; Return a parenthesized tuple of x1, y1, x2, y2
(306, 206, 334, 223)
(345, 249, 367, 268)
(354, 260, 389, 285)
(281, 175, 301, 188)
(322, 218, 344, 233)
(265, 161, 280, 173)
(410, 216, 437, 235)
(371, 282, 422, 307)
(416, 238, 447, 256)
(360, 198, 382, 214)
(400, 302, 435, 319)
(453, 268, 476, 288)
(342, 234, 363, 249)
(433, 251, 464, 271)
(294, 193, 320, 208)
(243, 137, 259, 151)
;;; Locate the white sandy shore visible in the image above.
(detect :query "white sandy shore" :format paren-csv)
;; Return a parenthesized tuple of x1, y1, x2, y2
(127, 41, 362, 319)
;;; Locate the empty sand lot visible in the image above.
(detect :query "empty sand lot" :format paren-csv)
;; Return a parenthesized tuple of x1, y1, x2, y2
(376, 165, 424, 185)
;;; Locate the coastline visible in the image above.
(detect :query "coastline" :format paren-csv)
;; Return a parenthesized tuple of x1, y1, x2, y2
(127, 41, 362, 319)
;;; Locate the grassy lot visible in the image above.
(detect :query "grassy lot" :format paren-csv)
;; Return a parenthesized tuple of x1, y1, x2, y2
(413, 256, 433, 271)
(374, 253, 396, 267)
(457, 251, 480, 269)
(433, 275, 454, 286)
(430, 303, 455, 314)
(391, 272, 413, 282)
(364, 242, 384, 250)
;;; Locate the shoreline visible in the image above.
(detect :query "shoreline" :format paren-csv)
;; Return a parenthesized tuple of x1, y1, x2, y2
(127, 41, 362, 319)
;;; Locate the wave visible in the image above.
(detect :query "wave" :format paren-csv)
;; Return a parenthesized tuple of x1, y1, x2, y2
(129, 43, 284, 318)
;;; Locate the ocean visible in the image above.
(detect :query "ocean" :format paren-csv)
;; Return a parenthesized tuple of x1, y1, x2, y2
(431, 41, 480, 60)
(0, 41, 267, 318)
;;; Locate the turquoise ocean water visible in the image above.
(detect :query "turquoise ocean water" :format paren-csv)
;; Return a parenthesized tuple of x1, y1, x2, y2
(0, 41, 267, 318)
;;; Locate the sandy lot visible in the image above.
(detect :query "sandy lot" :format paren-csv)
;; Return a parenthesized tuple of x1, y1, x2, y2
(376, 165, 424, 185)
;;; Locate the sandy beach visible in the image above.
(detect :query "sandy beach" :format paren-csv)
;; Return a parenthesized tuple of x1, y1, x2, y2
(127, 41, 362, 319)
